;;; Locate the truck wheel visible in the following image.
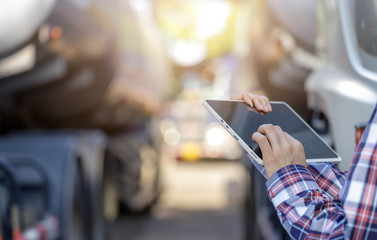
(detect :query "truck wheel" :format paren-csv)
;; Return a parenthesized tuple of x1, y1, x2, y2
(109, 128, 161, 214)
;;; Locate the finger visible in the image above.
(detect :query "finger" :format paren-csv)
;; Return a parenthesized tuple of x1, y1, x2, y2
(277, 129, 293, 151)
(244, 97, 255, 108)
(274, 125, 287, 143)
(248, 94, 270, 112)
(284, 132, 305, 151)
(251, 97, 264, 111)
(241, 92, 259, 107)
(231, 92, 254, 107)
(284, 132, 297, 142)
(230, 92, 243, 100)
(252, 132, 272, 157)
(242, 92, 256, 107)
(230, 92, 271, 112)
(257, 124, 281, 148)
(261, 96, 272, 112)
(236, 92, 259, 108)
(276, 126, 295, 152)
(255, 95, 268, 112)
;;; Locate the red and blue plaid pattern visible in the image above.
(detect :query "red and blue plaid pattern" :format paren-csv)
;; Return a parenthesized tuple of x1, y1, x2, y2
(249, 105, 377, 239)
(341, 105, 377, 239)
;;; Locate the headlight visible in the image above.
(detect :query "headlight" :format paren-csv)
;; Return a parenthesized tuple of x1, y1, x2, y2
(205, 125, 225, 146)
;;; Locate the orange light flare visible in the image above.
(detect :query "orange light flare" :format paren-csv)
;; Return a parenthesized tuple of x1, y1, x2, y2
(50, 26, 63, 40)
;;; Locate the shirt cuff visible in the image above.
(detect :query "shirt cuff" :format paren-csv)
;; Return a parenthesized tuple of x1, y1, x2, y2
(246, 153, 267, 179)
(266, 164, 321, 208)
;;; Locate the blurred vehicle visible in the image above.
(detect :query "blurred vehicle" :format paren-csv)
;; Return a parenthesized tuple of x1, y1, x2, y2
(0, 1, 116, 239)
(0, 0, 171, 239)
(163, 87, 242, 162)
(249, 0, 318, 121)
(104, 0, 173, 214)
(0, 0, 117, 129)
(306, 0, 377, 171)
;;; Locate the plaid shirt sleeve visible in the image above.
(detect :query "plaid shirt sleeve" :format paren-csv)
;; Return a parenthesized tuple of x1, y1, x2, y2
(340, 105, 377, 239)
(264, 105, 377, 240)
(248, 155, 348, 199)
(266, 164, 347, 239)
(306, 162, 347, 200)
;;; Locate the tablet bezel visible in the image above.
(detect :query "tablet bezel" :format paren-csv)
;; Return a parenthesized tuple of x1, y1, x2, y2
(203, 99, 342, 165)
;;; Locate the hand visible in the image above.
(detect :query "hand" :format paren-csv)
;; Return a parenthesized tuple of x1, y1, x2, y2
(252, 124, 307, 178)
(231, 92, 272, 112)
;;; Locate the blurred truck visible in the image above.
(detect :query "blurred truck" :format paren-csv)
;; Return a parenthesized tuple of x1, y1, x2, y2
(0, 0, 170, 239)
(0, 1, 115, 239)
(306, 0, 377, 171)
(249, 0, 318, 122)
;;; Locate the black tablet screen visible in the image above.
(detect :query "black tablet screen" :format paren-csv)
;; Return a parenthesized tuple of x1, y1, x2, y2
(206, 100, 338, 159)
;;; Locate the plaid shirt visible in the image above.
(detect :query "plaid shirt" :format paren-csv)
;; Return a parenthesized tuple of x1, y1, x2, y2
(249, 104, 377, 239)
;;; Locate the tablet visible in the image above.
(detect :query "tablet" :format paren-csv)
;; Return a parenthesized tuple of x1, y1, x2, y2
(203, 100, 342, 165)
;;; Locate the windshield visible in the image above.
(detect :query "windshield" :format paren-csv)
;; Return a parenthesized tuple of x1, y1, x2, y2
(354, 0, 377, 57)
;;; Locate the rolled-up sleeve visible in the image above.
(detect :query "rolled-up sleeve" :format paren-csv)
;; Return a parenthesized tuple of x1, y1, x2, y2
(266, 164, 347, 239)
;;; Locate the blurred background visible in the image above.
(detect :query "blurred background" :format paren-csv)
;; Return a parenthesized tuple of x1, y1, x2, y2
(1, 0, 377, 240)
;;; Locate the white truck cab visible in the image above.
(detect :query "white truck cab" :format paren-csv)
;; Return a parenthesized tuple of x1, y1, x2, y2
(0, 0, 56, 56)
(306, 0, 377, 170)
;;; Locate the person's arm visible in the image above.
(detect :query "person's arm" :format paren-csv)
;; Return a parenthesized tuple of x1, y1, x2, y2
(232, 92, 350, 238)
(247, 155, 348, 199)
(265, 103, 377, 239)
(306, 162, 347, 200)
(233, 92, 348, 193)
(253, 124, 348, 239)
(266, 164, 347, 239)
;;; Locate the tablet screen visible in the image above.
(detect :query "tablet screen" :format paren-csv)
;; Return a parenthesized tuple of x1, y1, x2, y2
(206, 100, 338, 160)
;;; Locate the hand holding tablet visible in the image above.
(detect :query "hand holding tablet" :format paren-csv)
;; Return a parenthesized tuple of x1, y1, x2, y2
(203, 96, 341, 176)
(230, 92, 272, 112)
(252, 124, 307, 178)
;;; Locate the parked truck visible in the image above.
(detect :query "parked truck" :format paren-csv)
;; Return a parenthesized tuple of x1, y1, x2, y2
(306, 0, 377, 171)
(0, 0, 169, 239)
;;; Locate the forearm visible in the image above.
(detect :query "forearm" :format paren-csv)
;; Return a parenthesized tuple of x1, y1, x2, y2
(267, 165, 347, 239)
(247, 154, 348, 195)
(306, 162, 347, 200)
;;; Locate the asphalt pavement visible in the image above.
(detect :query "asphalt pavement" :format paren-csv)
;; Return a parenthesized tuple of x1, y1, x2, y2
(109, 159, 249, 240)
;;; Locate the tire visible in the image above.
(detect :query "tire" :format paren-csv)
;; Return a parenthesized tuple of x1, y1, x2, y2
(109, 126, 161, 214)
